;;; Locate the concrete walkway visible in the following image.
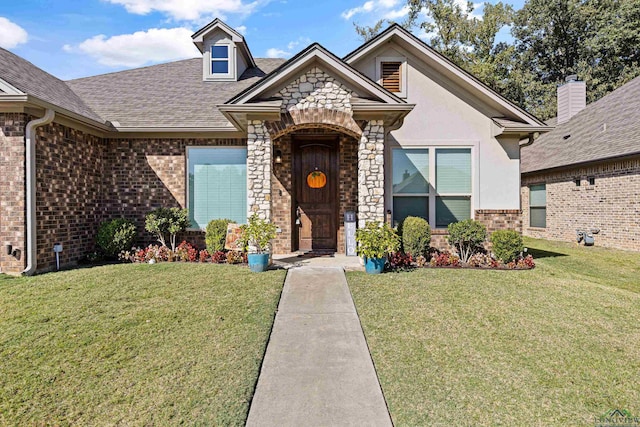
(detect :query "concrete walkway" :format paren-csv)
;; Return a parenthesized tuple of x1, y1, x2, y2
(246, 267, 392, 427)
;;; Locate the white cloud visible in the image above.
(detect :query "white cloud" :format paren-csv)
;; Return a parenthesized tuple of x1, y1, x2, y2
(341, 0, 409, 21)
(0, 17, 28, 49)
(236, 25, 247, 34)
(63, 27, 200, 67)
(104, 0, 263, 22)
(265, 36, 311, 58)
(266, 48, 288, 58)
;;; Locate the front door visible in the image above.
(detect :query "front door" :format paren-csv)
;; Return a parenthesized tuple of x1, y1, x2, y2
(294, 137, 339, 252)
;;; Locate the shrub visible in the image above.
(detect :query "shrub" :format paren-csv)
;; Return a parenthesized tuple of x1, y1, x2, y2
(431, 252, 460, 267)
(490, 229, 524, 263)
(240, 214, 277, 254)
(199, 250, 210, 263)
(211, 251, 227, 264)
(205, 219, 233, 253)
(517, 254, 536, 269)
(355, 222, 400, 259)
(387, 252, 414, 271)
(447, 220, 487, 263)
(467, 253, 493, 268)
(97, 218, 137, 258)
(226, 251, 244, 264)
(175, 241, 198, 262)
(400, 216, 431, 257)
(415, 255, 428, 268)
(145, 207, 190, 251)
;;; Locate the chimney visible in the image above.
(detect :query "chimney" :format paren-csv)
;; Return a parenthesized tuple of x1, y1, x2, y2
(557, 75, 586, 124)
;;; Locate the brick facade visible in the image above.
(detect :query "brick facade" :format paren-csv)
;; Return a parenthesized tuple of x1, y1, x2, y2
(0, 113, 28, 273)
(522, 157, 640, 251)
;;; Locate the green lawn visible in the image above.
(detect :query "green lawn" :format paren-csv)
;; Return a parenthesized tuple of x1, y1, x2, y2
(348, 237, 640, 426)
(0, 263, 285, 426)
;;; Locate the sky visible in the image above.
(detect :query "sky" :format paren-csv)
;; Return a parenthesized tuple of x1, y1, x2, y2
(0, 0, 525, 81)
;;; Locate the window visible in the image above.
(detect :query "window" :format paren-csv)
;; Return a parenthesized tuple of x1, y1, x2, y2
(376, 56, 407, 97)
(588, 176, 596, 185)
(187, 147, 247, 228)
(381, 62, 402, 92)
(574, 178, 581, 187)
(529, 184, 546, 228)
(392, 148, 472, 228)
(211, 45, 229, 75)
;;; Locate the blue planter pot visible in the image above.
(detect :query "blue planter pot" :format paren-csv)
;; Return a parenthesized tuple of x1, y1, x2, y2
(364, 257, 385, 274)
(248, 253, 270, 273)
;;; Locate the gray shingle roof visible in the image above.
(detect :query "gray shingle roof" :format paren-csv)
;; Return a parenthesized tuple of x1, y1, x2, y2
(0, 47, 103, 122)
(67, 58, 285, 128)
(522, 76, 640, 173)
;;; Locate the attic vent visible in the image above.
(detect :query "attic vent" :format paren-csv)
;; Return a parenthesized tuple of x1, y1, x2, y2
(381, 62, 402, 93)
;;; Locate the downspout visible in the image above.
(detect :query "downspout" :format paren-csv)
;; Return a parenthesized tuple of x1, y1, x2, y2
(23, 109, 55, 276)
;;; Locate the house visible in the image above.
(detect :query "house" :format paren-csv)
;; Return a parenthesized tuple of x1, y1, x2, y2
(521, 76, 640, 251)
(0, 19, 549, 274)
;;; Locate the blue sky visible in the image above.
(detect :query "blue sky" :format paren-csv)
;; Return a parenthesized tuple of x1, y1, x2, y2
(1, 0, 525, 80)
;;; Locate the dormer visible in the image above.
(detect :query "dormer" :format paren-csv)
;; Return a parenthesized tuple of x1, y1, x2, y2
(191, 18, 256, 82)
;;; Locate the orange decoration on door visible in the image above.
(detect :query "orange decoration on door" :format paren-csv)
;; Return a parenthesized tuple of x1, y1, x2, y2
(307, 170, 327, 189)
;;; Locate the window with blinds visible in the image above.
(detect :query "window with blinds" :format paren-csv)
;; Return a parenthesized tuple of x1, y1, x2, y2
(187, 147, 247, 228)
(529, 184, 546, 228)
(381, 62, 402, 92)
(391, 147, 472, 228)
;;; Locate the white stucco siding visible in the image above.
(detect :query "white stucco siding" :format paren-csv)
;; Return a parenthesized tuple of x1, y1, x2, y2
(353, 43, 521, 212)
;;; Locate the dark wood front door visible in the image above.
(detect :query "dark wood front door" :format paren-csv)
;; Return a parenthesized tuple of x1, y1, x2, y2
(294, 137, 339, 252)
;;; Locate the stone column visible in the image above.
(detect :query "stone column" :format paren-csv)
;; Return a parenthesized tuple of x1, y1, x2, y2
(358, 120, 385, 228)
(247, 120, 272, 221)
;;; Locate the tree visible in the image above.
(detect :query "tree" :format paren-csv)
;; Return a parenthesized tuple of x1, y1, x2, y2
(145, 207, 190, 252)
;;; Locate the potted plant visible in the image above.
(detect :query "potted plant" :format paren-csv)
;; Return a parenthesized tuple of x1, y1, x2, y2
(355, 221, 400, 274)
(240, 214, 277, 272)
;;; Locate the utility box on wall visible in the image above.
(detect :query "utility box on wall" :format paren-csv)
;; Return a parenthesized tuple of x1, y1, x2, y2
(345, 211, 357, 256)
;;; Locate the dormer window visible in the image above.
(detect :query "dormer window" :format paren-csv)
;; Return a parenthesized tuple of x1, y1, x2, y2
(376, 56, 408, 98)
(211, 45, 229, 74)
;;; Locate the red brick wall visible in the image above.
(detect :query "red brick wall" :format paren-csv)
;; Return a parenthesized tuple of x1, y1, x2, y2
(522, 157, 640, 251)
(0, 113, 27, 274)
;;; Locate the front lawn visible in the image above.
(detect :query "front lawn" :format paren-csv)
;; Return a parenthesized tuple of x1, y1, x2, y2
(348, 237, 640, 426)
(0, 264, 285, 426)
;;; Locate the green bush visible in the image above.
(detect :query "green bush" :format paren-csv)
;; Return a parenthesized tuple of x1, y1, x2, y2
(400, 216, 431, 257)
(490, 229, 524, 263)
(205, 219, 233, 253)
(97, 218, 137, 258)
(447, 219, 487, 263)
(145, 207, 190, 251)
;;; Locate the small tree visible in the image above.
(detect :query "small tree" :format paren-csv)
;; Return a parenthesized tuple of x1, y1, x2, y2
(400, 216, 431, 257)
(447, 219, 487, 263)
(239, 214, 277, 254)
(145, 207, 190, 252)
(490, 229, 524, 263)
(355, 221, 400, 259)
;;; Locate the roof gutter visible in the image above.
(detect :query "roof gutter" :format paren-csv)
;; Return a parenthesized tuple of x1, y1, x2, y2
(23, 109, 55, 276)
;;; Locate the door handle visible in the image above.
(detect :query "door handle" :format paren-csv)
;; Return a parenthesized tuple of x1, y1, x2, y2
(296, 206, 302, 225)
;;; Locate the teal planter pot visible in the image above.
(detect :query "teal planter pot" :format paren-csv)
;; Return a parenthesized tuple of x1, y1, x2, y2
(248, 253, 270, 273)
(364, 257, 385, 274)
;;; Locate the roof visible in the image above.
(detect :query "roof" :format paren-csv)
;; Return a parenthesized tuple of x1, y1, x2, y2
(67, 57, 285, 129)
(344, 24, 548, 128)
(521, 75, 640, 173)
(0, 47, 103, 123)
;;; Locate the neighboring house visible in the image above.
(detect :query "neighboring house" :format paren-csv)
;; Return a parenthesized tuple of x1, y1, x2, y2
(0, 19, 549, 274)
(521, 76, 640, 251)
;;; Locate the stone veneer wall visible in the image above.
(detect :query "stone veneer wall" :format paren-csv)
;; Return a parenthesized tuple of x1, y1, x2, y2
(0, 113, 28, 273)
(271, 129, 358, 254)
(358, 120, 385, 228)
(277, 66, 356, 113)
(522, 157, 640, 251)
(247, 121, 272, 220)
(35, 123, 106, 271)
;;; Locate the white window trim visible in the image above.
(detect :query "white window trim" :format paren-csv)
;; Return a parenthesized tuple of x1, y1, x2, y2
(185, 145, 248, 231)
(376, 56, 408, 98)
(389, 144, 477, 229)
(203, 42, 236, 82)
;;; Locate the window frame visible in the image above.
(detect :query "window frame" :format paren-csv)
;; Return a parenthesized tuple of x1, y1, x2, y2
(211, 45, 230, 75)
(375, 56, 408, 98)
(185, 145, 248, 230)
(529, 183, 547, 228)
(204, 42, 235, 81)
(391, 146, 474, 229)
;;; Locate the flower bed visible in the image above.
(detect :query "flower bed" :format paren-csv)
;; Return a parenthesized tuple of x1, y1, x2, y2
(119, 241, 248, 265)
(388, 250, 535, 272)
